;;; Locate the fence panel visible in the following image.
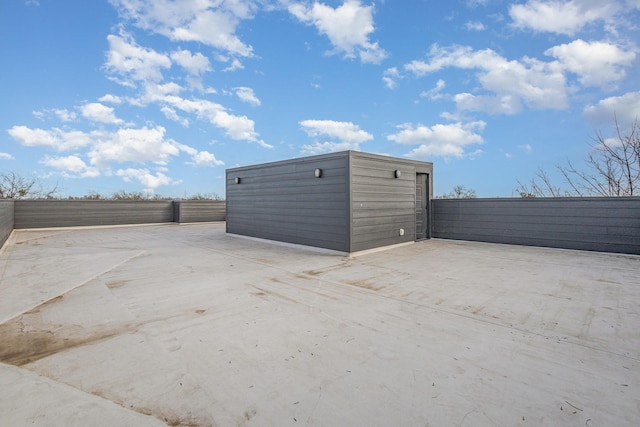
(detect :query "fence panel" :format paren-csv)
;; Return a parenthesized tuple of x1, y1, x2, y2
(14, 200, 175, 229)
(432, 198, 640, 254)
(0, 200, 14, 249)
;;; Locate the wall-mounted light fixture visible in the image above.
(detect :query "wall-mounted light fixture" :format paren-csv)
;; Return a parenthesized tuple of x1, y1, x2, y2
(235, 177, 241, 184)
(394, 170, 402, 178)
(314, 168, 323, 178)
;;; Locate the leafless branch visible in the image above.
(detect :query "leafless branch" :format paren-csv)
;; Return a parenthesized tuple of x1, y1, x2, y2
(517, 115, 639, 197)
(0, 172, 58, 199)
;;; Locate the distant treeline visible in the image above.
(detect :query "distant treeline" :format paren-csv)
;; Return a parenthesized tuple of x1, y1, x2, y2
(64, 190, 224, 201)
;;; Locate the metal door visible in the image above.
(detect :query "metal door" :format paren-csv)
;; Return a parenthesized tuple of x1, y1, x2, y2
(415, 173, 429, 240)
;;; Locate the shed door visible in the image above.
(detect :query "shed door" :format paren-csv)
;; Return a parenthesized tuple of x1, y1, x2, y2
(415, 173, 429, 240)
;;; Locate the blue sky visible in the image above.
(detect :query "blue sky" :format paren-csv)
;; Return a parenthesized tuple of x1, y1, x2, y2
(2, 0, 639, 198)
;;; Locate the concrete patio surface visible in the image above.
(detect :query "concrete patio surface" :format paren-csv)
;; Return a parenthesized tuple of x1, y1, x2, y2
(0, 222, 638, 426)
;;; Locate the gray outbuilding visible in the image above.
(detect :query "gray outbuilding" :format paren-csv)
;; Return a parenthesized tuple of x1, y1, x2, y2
(226, 151, 433, 254)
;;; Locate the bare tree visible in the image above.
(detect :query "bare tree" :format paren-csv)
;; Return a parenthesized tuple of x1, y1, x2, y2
(516, 168, 569, 198)
(0, 172, 58, 199)
(516, 117, 640, 197)
(439, 185, 477, 199)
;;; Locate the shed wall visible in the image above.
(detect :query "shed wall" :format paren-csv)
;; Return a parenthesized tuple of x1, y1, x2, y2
(349, 155, 419, 252)
(226, 154, 350, 252)
(14, 200, 174, 229)
(432, 197, 640, 254)
(0, 200, 14, 249)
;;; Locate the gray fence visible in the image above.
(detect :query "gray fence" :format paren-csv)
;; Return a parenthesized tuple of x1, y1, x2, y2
(432, 197, 640, 255)
(174, 200, 226, 224)
(0, 200, 14, 249)
(12, 200, 226, 229)
(3, 198, 639, 255)
(14, 200, 174, 229)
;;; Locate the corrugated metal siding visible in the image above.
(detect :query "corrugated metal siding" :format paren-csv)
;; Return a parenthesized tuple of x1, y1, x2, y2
(175, 201, 226, 223)
(432, 198, 640, 255)
(0, 200, 14, 249)
(226, 154, 350, 252)
(14, 200, 174, 229)
(350, 154, 430, 252)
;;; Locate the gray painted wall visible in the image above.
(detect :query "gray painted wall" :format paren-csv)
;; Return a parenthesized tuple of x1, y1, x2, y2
(174, 201, 226, 223)
(14, 200, 175, 229)
(0, 200, 14, 249)
(432, 197, 640, 255)
(227, 152, 350, 252)
(350, 153, 433, 252)
(226, 151, 433, 253)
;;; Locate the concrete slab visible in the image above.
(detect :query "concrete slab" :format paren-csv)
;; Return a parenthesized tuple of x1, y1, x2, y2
(1, 223, 638, 426)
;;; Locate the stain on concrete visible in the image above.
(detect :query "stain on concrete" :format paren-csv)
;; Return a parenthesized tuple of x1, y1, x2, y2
(344, 278, 384, 291)
(303, 269, 323, 276)
(0, 320, 133, 366)
(106, 279, 130, 289)
(243, 409, 257, 420)
(250, 285, 299, 304)
(92, 393, 213, 427)
(303, 262, 352, 277)
(0, 296, 134, 367)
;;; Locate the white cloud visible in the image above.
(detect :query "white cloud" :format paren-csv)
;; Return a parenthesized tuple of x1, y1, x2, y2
(80, 102, 124, 125)
(383, 67, 401, 89)
(405, 44, 568, 113)
(453, 92, 523, 115)
(301, 141, 363, 155)
(584, 91, 640, 125)
(98, 94, 123, 104)
(110, 0, 254, 57)
(32, 108, 78, 122)
(464, 21, 486, 31)
(0, 152, 14, 160)
(519, 144, 533, 155)
(223, 57, 244, 72)
(212, 110, 271, 148)
(160, 95, 271, 147)
(299, 119, 373, 154)
(188, 150, 225, 167)
(8, 126, 92, 151)
(420, 79, 446, 100)
(545, 39, 636, 87)
(160, 106, 190, 127)
(141, 82, 184, 103)
(115, 168, 180, 191)
(101, 29, 267, 147)
(509, 0, 621, 35)
(170, 49, 211, 75)
(387, 121, 486, 158)
(87, 126, 183, 167)
(300, 119, 373, 143)
(9, 122, 224, 189)
(53, 109, 77, 122)
(105, 31, 171, 86)
(32, 110, 46, 121)
(289, 0, 387, 63)
(40, 155, 100, 178)
(466, 0, 490, 6)
(235, 87, 261, 106)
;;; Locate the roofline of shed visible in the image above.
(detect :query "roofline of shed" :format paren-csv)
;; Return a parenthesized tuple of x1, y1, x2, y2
(225, 150, 433, 173)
